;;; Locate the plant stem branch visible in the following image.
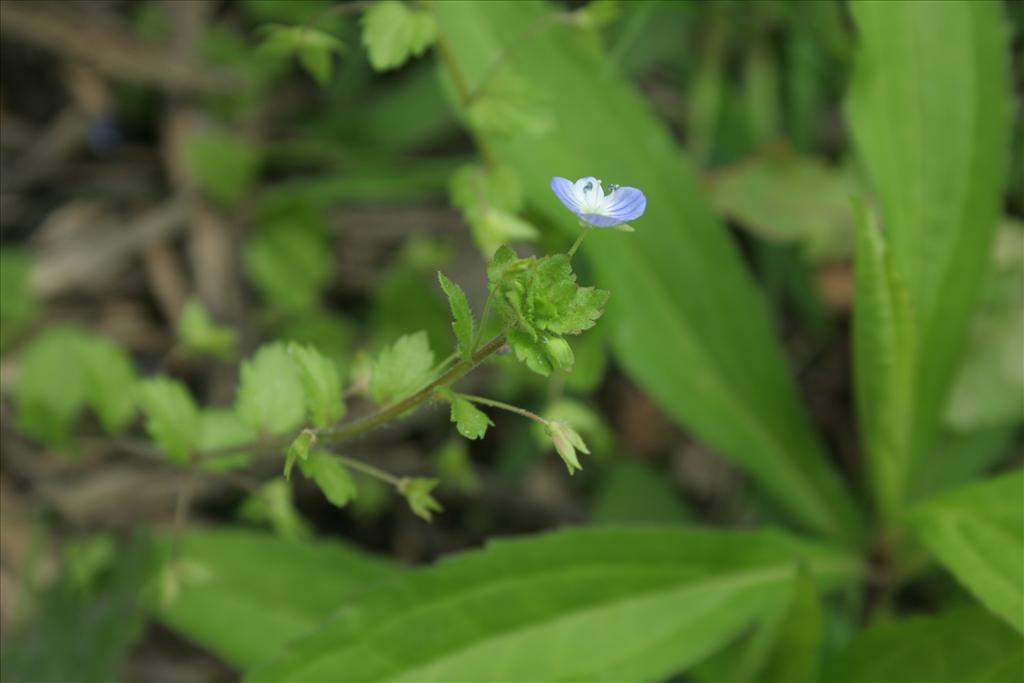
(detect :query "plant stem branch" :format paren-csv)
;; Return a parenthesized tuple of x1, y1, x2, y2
(336, 454, 402, 487)
(568, 226, 593, 258)
(460, 394, 549, 425)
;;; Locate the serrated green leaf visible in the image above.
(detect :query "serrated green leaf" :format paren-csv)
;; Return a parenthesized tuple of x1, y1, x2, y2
(823, 608, 1023, 682)
(80, 336, 138, 434)
(137, 377, 200, 463)
(847, 1, 1012, 512)
(299, 451, 356, 508)
(434, 0, 862, 543)
(853, 203, 916, 525)
(437, 272, 475, 362)
(284, 430, 314, 481)
(178, 299, 236, 360)
(287, 343, 345, 428)
(369, 331, 435, 404)
(157, 528, 396, 668)
(507, 328, 552, 376)
(449, 165, 536, 255)
(259, 24, 343, 86)
(236, 343, 307, 436)
(447, 394, 492, 440)
(243, 222, 330, 313)
(544, 286, 609, 335)
(196, 409, 255, 473)
(465, 68, 554, 139)
(398, 477, 442, 522)
(250, 527, 860, 683)
(361, 1, 437, 71)
(908, 470, 1024, 634)
(14, 327, 89, 448)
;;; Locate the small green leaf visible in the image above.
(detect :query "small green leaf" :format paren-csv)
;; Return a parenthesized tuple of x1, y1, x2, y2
(447, 393, 493, 440)
(239, 480, 310, 541)
(236, 343, 307, 436)
(369, 331, 435, 404)
(398, 477, 442, 522)
(196, 409, 255, 473)
(259, 24, 344, 86)
(284, 429, 315, 481)
(80, 336, 138, 434)
(178, 299, 236, 360)
(908, 470, 1024, 634)
(0, 248, 36, 347)
(361, 1, 437, 71)
(546, 420, 589, 475)
(287, 343, 345, 428)
(449, 165, 536, 255)
(15, 327, 89, 448)
(299, 451, 356, 508)
(437, 272, 475, 362)
(466, 68, 553, 139)
(137, 377, 200, 463)
(243, 222, 330, 314)
(184, 130, 260, 207)
(507, 328, 552, 376)
(542, 336, 574, 371)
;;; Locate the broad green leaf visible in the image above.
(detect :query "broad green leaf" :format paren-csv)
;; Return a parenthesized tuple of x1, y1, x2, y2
(137, 377, 200, 463)
(434, 1, 861, 542)
(178, 299, 236, 360)
(846, 1, 1012, 508)
(369, 331, 435, 404)
(0, 539, 150, 683)
(757, 566, 823, 683)
(185, 129, 261, 207)
(14, 327, 88, 448)
(908, 470, 1024, 634)
(236, 342, 306, 436)
(361, 1, 437, 72)
(437, 272, 475, 361)
(299, 451, 356, 508)
(157, 528, 396, 668)
(592, 460, 691, 524)
(251, 527, 860, 682)
(446, 392, 492, 441)
(80, 336, 138, 434)
(852, 204, 915, 525)
(910, 425, 1017, 503)
(945, 222, 1024, 430)
(823, 608, 1024, 682)
(708, 150, 856, 261)
(287, 343, 345, 428)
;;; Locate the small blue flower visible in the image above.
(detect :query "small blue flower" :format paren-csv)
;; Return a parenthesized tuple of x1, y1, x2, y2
(550, 176, 647, 228)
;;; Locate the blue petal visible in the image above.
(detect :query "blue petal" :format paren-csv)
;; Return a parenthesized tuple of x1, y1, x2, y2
(578, 213, 625, 228)
(601, 187, 647, 222)
(550, 177, 582, 212)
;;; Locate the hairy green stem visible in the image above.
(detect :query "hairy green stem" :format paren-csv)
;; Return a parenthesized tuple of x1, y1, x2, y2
(460, 393, 549, 425)
(336, 454, 403, 487)
(568, 226, 593, 258)
(196, 334, 508, 461)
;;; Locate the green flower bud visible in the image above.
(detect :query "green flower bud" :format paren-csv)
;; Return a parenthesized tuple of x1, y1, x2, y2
(543, 336, 574, 371)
